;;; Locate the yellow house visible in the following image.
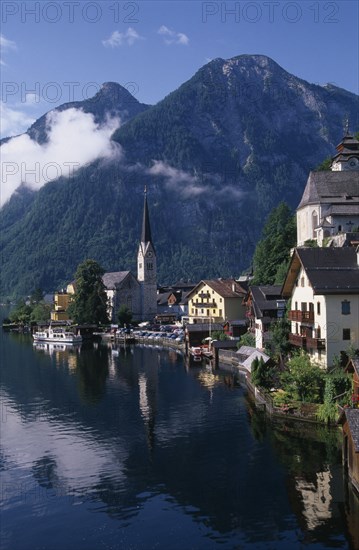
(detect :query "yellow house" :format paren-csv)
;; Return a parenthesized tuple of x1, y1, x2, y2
(51, 282, 76, 321)
(187, 279, 247, 324)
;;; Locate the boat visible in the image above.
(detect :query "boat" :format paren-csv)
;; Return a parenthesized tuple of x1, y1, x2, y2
(189, 346, 202, 358)
(32, 326, 82, 344)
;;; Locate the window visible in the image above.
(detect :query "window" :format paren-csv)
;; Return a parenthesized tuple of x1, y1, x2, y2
(343, 329, 350, 341)
(295, 301, 298, 311)
(301, 277, 305, 287)
(219, 309, 222, 316)
(213, 309, 216, 314)
(147, 262, 153, 270)
(139, 263, 142, 269)
(341, 300, 350, 315)
(201, 309, 204, 314)
(220, 298, 223, 303)
(317, 302, 321, 315)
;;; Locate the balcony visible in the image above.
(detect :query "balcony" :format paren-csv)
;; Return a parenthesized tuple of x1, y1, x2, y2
(289, 333, 307, 347)
(193, 301, 217, 308)
(288, 310, 314, 323)
(306, 337, 326, 351)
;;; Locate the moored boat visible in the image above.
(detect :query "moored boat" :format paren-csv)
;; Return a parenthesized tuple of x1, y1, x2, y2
(189, 346, 202, 357)
(33, 326, 82, 344)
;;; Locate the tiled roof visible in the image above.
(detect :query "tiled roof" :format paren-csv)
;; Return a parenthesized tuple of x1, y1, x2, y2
(250, 285, 283, 318)
(344, 409, 359, 452)
(202, 279, 247, 298)
(296, 247, 359, 294)
(297, 171, 359, 209)
(102, 271, 132, 290)
(327, 204, 359, 216)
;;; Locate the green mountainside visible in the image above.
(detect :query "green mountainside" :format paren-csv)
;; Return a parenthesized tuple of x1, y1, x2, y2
(0, 55, 358, 297)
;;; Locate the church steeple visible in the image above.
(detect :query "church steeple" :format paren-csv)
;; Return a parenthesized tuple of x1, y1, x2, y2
(137, 186, 157, 321)
(141, 186, 153, 244)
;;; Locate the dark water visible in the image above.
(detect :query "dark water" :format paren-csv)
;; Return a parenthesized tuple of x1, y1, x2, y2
(1, 327, 358, 550)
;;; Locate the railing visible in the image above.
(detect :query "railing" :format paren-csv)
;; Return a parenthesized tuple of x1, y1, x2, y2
(288, 310, 314, 323)
(289, 333, 306, 346)
(306, 337, 326, 350)
(192, 301, 217, 308)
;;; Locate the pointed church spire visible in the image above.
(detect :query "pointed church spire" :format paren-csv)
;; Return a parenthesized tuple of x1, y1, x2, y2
(141, 185, 152, 243)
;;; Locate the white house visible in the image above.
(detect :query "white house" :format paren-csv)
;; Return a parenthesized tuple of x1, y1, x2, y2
(282, 247, 359, 368)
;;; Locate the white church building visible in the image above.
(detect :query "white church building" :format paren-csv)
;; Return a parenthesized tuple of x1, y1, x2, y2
(103, 188, 157, 322)
(296, 132, 359, 247)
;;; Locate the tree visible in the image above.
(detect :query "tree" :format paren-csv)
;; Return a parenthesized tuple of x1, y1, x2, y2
(251, 202, 296, 285)
(280, 352, 325, 403)
(117, 305, 133, 327)
(267, 318, 291, 364)
(68, 259, 109, 325)
(237, 331, 255, 348)
(30, 302, 51, 323)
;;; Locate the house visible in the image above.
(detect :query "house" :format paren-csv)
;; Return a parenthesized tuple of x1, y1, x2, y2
(282, 247, 359, 368)
(338, 408, 359, 495)
(51, 282, 76, 321)
(296, 132, 359, 247)
(243, 285, 286, 350)
(187, 278, 247, 324)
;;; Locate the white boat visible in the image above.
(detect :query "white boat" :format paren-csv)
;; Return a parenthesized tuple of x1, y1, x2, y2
(189, 346, 202, 357)
(33, 326, 82, 344)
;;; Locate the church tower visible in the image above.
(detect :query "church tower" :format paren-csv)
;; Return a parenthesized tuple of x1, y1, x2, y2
(137, 187, 157, 320)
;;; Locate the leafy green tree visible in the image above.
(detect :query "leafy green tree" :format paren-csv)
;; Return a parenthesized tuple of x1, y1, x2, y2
(252, 202, 296, 285)
(68, 259, 109, 325)
(280, 352, 325, 403)
(251, 357, 275, 389)
(9, 299, 32, 324)
(238, 331, 255, 348)
(117, 305, 133, 327)
(30, 302, 51, 322)
(267, 318, 291, 364)
(316, 378, 339, 424)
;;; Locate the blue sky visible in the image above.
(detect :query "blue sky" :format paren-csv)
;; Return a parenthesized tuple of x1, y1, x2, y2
(1, 0, 358, 138)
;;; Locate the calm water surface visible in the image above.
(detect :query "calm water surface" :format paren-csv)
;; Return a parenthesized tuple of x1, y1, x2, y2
(1, 326, 358, 550)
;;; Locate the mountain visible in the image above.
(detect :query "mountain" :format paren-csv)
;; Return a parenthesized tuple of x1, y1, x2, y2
(1, 55, 358, 298)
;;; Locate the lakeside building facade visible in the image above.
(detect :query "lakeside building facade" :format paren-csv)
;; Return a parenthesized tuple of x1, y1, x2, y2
(281, 247, 359, 368)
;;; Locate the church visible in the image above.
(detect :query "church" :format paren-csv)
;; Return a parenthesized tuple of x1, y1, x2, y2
(102, 188, 158, 323)
(296, 131, 359, 246)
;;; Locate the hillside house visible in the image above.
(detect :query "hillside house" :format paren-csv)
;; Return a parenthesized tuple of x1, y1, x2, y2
(243, 285, 286, 350)
(296, 132, 359, 247)
(282, 247, 359, 368)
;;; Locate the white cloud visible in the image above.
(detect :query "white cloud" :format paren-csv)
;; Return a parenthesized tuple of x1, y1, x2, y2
(0, 108, 121, 208)
(158, 25, 189, 46)
(0, 101, 35, 138)
(102, 28, 144, 47)
(0, 33, 17, 65)
(147, 161, 205, 198)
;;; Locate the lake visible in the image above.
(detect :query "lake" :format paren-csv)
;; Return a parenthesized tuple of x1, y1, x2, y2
(0, 326, 358, 549)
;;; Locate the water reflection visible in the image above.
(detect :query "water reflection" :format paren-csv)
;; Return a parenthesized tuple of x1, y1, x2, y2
(1, 331, 358, 549)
